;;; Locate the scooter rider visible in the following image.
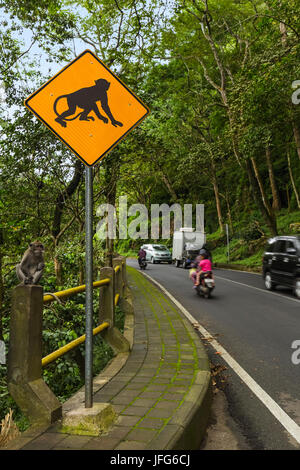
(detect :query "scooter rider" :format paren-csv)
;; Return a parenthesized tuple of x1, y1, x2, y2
(190, 248, 206, 285)
(195, 249, 213, 287)
(192, 246, 212, 267)
(138, 247, 147, 267)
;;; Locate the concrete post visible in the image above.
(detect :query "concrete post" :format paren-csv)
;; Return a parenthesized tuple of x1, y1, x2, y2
(99, 266, 130, 354)
(99, 267, 115, 326)
(120, 258, 125, 298)
(120, 256, 127, 289)
(7, 285, 62, 425)
(119, 256, 134, 316)
(112, 257, 123, 298)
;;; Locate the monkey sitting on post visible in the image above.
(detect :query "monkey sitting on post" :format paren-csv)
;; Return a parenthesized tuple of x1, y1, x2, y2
(16, 241, 45, 285)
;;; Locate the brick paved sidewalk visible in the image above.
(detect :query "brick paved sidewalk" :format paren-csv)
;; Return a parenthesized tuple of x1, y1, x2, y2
(6, 266, 211, 450)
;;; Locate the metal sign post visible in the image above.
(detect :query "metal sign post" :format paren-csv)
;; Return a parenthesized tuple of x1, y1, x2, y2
(85, 166, 93, 408)
(24, 49, 149, 410)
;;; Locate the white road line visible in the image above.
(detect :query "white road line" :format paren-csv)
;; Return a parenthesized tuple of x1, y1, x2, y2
(141, 270, 300, 445)
(214, 275, 300, 303)
(215, 267, 261, 275)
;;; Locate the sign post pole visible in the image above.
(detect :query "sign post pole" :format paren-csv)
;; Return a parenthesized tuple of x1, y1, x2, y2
(24, 49, 150, 410)
(85, 166, 93, 408)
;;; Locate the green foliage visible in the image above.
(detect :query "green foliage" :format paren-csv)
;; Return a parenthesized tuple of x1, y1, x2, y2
(0, 0, 300, 434)
(0, 369, 31, 431)
(213, 210, 300, 268)
(239, 222, 263, 242)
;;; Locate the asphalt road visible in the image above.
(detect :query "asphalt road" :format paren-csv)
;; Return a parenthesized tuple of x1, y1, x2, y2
(127, 259, 300, 450)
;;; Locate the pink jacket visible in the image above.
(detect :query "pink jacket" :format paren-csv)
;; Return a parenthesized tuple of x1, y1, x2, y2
(199, 259, 212, 272)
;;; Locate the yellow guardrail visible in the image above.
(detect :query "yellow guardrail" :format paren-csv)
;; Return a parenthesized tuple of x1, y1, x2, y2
(43, 278, 111, 304)
(42, 321, 110, 367)
(42, 262, 123, 367)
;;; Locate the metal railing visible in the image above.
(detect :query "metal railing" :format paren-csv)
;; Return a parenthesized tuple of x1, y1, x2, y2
(42, 322, 110, 367)
(41, 261, 124, 366)
(43, 278, 111, 304)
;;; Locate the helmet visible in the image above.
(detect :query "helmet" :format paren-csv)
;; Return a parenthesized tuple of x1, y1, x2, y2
(199, 249, 207, 257)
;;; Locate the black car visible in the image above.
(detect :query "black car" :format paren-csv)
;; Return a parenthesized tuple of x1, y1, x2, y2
(262, 235, 300, 299)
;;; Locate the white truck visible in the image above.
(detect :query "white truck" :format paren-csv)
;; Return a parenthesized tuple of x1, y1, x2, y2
(172, 227, 206, 268)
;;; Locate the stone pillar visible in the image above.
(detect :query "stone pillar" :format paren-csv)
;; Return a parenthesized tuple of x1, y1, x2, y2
(119, 257, 134, 316)
(112, 257, 123, 298)
(99, 267, 115, 326)
(120, 256, 127, 288)
(7, 285, 62, 425)
(99, 267, 130, 354)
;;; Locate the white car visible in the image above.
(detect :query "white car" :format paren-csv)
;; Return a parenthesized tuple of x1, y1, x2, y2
(141, 244, 172, 264)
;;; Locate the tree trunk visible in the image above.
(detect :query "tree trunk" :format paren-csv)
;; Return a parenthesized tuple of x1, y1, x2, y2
(210, 155, 224, 232)
(225, 189, 234, 233)
(287, 149, 300, 209)
(226, 106, 243, 167)
(292, 119, 300, 162)
(286, 184, 290, 213)
(52, 160, 83, 284)
(54, 253, 63, 286)
(103, 158, 118, 266)
(194, 6, 277, 234)
(212, 180, 224, 233)
(52, 160, 83, 240)
(245, 159, 278, 235)
(251, 157, 273, 216)
(279, 19, 300, 163)
(265, 146, 281, 211)
(160, 171, 178, 202)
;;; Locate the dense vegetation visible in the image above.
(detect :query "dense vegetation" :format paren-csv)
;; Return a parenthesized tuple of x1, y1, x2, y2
(0, 0, 299, 429)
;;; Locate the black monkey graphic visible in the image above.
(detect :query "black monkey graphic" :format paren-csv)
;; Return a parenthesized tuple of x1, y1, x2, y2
(53, 78, 123, 128)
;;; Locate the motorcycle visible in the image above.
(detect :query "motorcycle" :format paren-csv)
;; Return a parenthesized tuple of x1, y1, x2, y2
(191, 270, 215, 298)
(139, 257, 147, 270)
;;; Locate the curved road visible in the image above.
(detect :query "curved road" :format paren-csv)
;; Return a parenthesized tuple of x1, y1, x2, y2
(127, 259, 300, 450)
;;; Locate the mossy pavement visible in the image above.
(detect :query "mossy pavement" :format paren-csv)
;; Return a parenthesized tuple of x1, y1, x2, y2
(5, 266, 211, 450)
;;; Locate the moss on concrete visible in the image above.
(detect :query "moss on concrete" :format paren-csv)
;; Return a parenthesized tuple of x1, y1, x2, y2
(61, 403, 116, 436)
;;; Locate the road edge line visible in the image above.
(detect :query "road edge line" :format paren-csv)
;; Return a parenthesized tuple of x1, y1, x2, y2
(141, 270, 300, 446)
(131, 267, 212, 450)
(215, 274, 300, 303)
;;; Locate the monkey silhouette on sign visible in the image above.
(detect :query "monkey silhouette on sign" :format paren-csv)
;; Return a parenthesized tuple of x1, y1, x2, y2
(53, 78, 123, 129)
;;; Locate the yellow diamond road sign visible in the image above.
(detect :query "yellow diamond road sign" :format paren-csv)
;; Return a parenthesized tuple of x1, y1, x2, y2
(25, 50, 150, 166)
